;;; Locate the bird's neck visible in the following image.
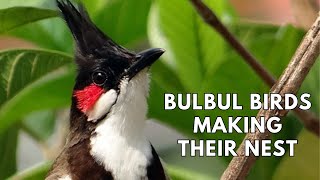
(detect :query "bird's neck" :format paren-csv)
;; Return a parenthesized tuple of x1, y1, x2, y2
(89, 72, 152, 179)
(95, 80, 149, 139)
(97, 71, 150, 136)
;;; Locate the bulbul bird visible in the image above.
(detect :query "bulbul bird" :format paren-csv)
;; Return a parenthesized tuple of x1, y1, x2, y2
(46, 1, 167, 179)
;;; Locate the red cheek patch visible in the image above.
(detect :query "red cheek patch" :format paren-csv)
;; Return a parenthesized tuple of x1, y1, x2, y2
(73, 84, 104, 113)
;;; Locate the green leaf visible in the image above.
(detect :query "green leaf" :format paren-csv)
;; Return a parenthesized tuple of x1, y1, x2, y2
(302, 59, 319, 113)
(7, 161, 52, 180)
(167, 164, 216, 180)
(148, 80, 195, 136)
(81, 0, 110, 17)
(93, 0, 152, 46)
(10, 0, 152, 53)
(148, 0, 257, 142)
(10, 18, 74, 53)
(234, 24, 305, 77)
(0, 7, 58, 33)
(0, 127, 18, 179)
(272, 130, 320, 180)
(5, 1, 73, 53)
(0, 49, 74, 134)
(149, 0, 228, 91)
(0, 0, 48, 9)
(22, 110, 56, 142)
(150, 60, 185, 92)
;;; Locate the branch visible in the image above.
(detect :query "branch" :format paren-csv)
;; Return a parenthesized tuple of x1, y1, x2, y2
(190, 0, 320, 137)
(221, 15, 320, 180)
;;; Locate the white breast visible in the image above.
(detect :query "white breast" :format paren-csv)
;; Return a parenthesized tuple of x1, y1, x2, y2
(90, 71, 152, 180)
(58, 175, 72, 180)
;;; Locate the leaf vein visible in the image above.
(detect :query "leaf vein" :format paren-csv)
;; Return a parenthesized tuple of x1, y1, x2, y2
(6, 53, 25, 98)
(31, 54, 39, 78)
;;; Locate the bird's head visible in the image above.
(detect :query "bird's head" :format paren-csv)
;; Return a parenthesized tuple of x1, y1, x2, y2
(57, 0, 164, 123)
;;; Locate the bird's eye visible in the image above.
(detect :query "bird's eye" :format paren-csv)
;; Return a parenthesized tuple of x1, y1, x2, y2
(92, 71, 107, 85)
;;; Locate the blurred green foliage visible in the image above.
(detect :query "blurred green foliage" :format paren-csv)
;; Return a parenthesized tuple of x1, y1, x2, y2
(0, 0, 318, 179)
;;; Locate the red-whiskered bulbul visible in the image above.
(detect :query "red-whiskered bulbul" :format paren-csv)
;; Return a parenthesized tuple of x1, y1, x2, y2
(46, 1, 167, 179)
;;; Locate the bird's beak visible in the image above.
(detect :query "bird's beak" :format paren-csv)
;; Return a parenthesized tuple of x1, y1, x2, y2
(123, 48, 165, 79)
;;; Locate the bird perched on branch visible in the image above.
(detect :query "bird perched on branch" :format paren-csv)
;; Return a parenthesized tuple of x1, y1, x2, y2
(46, 1, 167, 179)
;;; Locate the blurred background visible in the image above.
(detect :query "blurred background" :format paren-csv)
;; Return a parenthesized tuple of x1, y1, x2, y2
(0, 0, 319, 179)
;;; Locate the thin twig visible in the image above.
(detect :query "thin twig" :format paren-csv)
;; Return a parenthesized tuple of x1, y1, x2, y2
(221, 15, 320, 180)
(190, 0, 320, 137)
(189, 0, 275, 86)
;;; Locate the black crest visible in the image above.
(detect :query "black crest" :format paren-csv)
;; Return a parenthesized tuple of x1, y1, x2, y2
(56, 0, 134, 67)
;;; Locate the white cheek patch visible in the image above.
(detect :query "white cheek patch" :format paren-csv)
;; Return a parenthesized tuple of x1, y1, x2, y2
(86, 89, 118, 122)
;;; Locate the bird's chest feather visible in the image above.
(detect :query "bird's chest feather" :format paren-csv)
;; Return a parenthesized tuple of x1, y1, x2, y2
(90, 117, 152, 180)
